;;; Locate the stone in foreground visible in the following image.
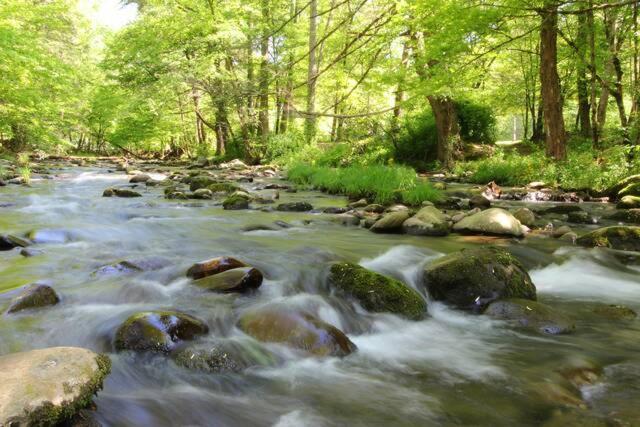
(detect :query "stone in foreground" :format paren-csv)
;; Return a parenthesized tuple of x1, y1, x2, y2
(423, 247, 536, 311)
(238, 305, 356, 357)
(114, 311, 209, 353)
(328, 262, 426, 320)
(0, 347, 110, 427)
(453, 208, 527, 237)
(193, 267, 263, 293)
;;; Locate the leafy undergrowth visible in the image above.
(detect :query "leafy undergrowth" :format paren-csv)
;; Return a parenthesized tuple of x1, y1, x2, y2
(287, 163, 442, 205)
(453, 142, 640, 192)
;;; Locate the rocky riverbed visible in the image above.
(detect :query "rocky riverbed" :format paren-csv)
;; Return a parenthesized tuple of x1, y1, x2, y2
(1, 157, 639, 426)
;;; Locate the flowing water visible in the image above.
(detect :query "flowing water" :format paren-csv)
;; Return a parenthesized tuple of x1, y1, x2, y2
(1, 165, 639, 426)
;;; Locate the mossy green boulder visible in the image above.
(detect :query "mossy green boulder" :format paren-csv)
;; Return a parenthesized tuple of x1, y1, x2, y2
(238, 305, 356, 357)
(452, 208, 527, 237)
(423, 247, 536, 311)
(189, 175, 217, 191)
(328, 262, 426, 320)
(114, 311, 209, 353)
(576, 226, 640, 251)
(607, 209, 640, 224)
(223, 193, 250, 210)
(369, 211, 411, 234)
(484, 298, 575, 335)
(617, 195, 640, 209)
(208, 182, 240, 193)
(606, 174, 640, 199)
(6, 282, 60, 314)
(0, 347, 111, 426)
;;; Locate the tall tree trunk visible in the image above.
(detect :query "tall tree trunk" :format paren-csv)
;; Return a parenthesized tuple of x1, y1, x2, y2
(576, 12, 591, 137)
(531, 97, 544, 142)
(192, 87, 206, 146)
(588, 2, 600, 146)
(428, 96, 459, 169)
(304, 0, 318, 143)
(392, 40, 410, 140)
(258, 0, 270, 144)
(215, 100, 228, 156)
(539, 2, 567, 160)
(8, 123, 28, 152)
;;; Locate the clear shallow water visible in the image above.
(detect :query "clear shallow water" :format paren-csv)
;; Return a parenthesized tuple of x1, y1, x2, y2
(0, 166, 639, 426)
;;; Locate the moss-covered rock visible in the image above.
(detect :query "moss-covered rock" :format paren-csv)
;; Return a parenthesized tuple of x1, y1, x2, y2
(617, 195, 640, 209)
(402, 206, 450, 236)
(606, 174, 640, 199)
(328, 262, 426, 320)
(369, 211, 411, 234)
(576, 226, 640, 251)
(607, 209, 640, 224)
(423, 247, 537, 311)
(238, 305, 356, 357)
(513, 208, 536, 227)
(208, 182, 240, 193)
(190, 188, 213, 199)
(484, 298, 575, 335)
(540, 204, 583, 215)
(618, 181, 640, 198)
(129, 174, 151, 183)
(567, 211, 595, 224)
(452, 208, 527, 237)
(223, 194, 250, 210)
(0, 234, 31, 251)
(102, 187, 142, 198)
(186, 256, 248, 279)
(114, 311, 209, 353)
(193, 267, 263, 293)
(172, 339, 276, 373)
(0, 347, 110, 427)
(189, 175, 217, 191)
(6, 282, 60, 314)
(276, 202, 313, 212)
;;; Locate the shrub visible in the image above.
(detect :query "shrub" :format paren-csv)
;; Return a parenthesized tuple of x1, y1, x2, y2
(455, 100, 496, 144)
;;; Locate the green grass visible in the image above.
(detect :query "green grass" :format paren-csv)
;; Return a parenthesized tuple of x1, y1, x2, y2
(453, 144, 639, 192)
(287, 163, 442, 205)
(18, 166, 31, 185)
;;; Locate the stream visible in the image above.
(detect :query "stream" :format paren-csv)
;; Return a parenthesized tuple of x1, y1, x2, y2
(1, 163, 639, 426)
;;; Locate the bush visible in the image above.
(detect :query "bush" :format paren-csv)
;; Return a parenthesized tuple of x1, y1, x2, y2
(455, 100, 496, 144)
(287, 163, 442, 205)
(393, 111, 439, 170)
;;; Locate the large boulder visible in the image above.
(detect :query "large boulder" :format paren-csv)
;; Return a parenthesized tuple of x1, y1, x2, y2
(452, 208, 527, 237)
(114, 311, 209, 353)
(484, 299, 575, 335)
(513, 208, 536, 227)
(606, 174, 640, 199)
(222, 194, 250, 210)
(186, 256, 248, 279)
(369, 211, 411, 234)
(0, 347, 110, 426)
(576, 226, 640, 252)
(401, 206, 450, 236)
(423, 247, 537, 311)
(129, 174, 151, 184)
(193, 267, 263, 293)
(189, 176, 217, 191)
(617, 195, 640, 209)
(328, 263, 426, 320)
(6, 282, 60, 314)
(238, 305, 356, 357)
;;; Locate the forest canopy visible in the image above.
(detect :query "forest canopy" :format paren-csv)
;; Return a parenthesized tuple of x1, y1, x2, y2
(1, 0, 639, 176)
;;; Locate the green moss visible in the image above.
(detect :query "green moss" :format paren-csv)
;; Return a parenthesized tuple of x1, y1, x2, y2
(576, 226, 640, 251)
(222, 194, 250, 210)
(208, 182, 239, 193)
(26, 353, 111, 427)
(189, 175, 217, 191)
(328, 262, 426, 320)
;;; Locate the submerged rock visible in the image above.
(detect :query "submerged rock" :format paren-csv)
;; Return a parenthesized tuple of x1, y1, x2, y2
(186, 256, 248, 279)
(172, 339, 276, 373)
(592, 304, 637, 320)
(0, 347, 111, 427)
(129, 174, 151, 183)
(276, 202, 313, 212)
(576, 226, 640, 251)
(94, 257, 169, 276)
(238, 305, 356, 357)
(540, 204, 583, 215)
(484, 299, 575, 335)
(328, 262, 426, 320)
(567, 211, 596, 224)
(369, 211, 411, 234)
(452, 208, 527, 237)
(114, 311, 209, 353)
(193, 267, 263, 293)
(401, 206, 449, 236)
(423, 247, 536, 311)
(469, 195, 491, 209)
(5, 282, 60, 314)
(607, 208, 640, 224)
(103, 188, 142, 198)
